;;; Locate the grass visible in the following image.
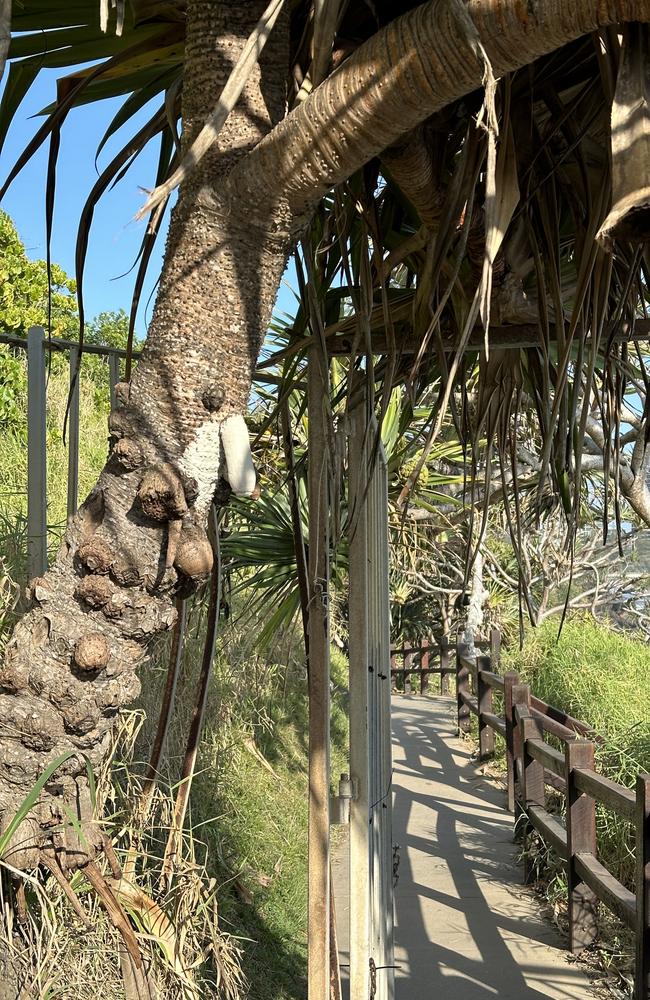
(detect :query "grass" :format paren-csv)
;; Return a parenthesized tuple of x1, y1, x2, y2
(502, 615, 649, 887)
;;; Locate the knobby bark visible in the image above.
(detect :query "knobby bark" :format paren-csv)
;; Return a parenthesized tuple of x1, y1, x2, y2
(0, 0, 290, 873)
(2, 0, 650, 874)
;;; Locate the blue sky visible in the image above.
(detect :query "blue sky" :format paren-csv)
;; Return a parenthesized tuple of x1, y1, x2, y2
(0, 67, 296, 338)
(1, 68, 170, 335)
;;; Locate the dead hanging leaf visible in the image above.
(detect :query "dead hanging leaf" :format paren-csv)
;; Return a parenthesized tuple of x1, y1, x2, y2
(110, 876, 195, 985)
(243, 736, 279, 778)
(479, 120, 520, 351)
(597, 23, 650, 247)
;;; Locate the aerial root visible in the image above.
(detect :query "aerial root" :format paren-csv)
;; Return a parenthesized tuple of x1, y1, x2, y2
(41, 853, 94, 930)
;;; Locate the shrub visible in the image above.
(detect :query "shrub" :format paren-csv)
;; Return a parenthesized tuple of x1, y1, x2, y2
(503, 615, 650, 888)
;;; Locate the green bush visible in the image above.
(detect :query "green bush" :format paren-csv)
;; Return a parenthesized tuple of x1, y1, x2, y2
(503, 615, 650, 888)
(0, 345, 27, 433)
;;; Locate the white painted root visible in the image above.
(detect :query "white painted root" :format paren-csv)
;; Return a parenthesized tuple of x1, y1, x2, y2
(220, 415, 257, 496)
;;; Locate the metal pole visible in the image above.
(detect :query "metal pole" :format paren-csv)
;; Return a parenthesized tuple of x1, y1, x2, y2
(377, 439, 395, 1000)
(26, 326, 48, 579)
(67, 345, 80, 518)
(636, 773, 650, 1000)
(348, 394, 370, 1000)
(307, 347, 331, 1000)
(108, 352, 120, 412)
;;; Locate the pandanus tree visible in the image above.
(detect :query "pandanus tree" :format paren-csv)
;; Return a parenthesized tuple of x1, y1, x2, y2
(1, 0, 650, 992)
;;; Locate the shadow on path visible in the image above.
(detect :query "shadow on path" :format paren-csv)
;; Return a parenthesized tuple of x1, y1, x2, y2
(391, 695, 594, 1000)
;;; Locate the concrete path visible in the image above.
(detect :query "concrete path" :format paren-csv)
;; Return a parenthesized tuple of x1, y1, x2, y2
(391, 695, 594, 999)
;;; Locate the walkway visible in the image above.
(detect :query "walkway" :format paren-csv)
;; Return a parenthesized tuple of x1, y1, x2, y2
(390, 695, 594, 999)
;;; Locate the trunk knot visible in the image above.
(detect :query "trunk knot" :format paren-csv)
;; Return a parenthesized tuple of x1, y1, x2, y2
(202, 384, 225, 413)
(137, 464, 188, 522)
(112, 437, 144, 472)
(108, 409, 130, 441)
(113, 381, 130, 407)
(173, 522, 213, 581)
(27, 576, 52, 603)
(77, 538, 114, 575)
(73, 634, 110, 672)
(111, 556, 143, 588)
(76, 575, 114, 609)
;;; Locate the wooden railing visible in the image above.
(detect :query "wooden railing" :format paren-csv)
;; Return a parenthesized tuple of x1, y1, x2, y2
(455, 632, 650, 1000)
(391, 632, 498, 695)
(390, 636, 455, 695)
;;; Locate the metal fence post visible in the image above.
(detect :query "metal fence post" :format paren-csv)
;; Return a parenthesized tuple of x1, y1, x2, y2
(348, 393, 370, 1000)
(26, 326, 48, 579)
(67, 345, 80, 518)
(477, 654, 494, 760)
(108, 352, 120, 412)
(565, 739, 598, 953)
(456, 637, 471, 735)
(636, 773, 650, 1000)
(503, 671, 520, 813)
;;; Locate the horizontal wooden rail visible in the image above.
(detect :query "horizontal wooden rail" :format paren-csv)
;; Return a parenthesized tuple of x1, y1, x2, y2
(460, 691, 478, 715)
(527, 738, 564, 779)
(479, 670, 504, 691)
(454, 628, 649, 998)
(390, 636, 453, 695)
(574, 768, 636, 821)
(545, 771, 566, 793)
(530, 695, 593, 740)
(528, 804, 568, 860)
(529, 707, 577, 741)
(482, 711, 505, 737)
(574, 853, 636, 929)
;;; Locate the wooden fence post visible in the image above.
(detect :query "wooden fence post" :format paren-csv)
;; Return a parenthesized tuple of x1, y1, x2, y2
(456, 636, 471, 735)
(565, 739, 598, 954)
(420, 639, 429, 696)
(503, 671, 520, 814)
(636, 772, 650, 1000)
(490, 627, 501, 667)
(440, 634, 450, 695)
(404, 650, 412, 694)
(520, 712, 545, 883)
(477, 654, 494, 760)
(511, 683, 530, 838)
(26, 326, 48, 580)
(307, 349, 331, 1000)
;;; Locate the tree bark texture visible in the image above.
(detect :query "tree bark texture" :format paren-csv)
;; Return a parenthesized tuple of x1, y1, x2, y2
(0, 0, 10, 85)
(0, 0, 290, 873)
(229, 0, 650, 221)
(2, 0, 650, 873)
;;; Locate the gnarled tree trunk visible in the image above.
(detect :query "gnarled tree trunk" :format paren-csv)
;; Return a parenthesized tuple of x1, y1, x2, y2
(0, 0, 291, 872)
(1, 0, 650, 875)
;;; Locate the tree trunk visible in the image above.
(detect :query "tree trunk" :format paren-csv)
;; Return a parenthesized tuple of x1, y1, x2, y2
(2, 0, 650, 873)
(0, 1, 9, 84)
(0, 0, 290, 873)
